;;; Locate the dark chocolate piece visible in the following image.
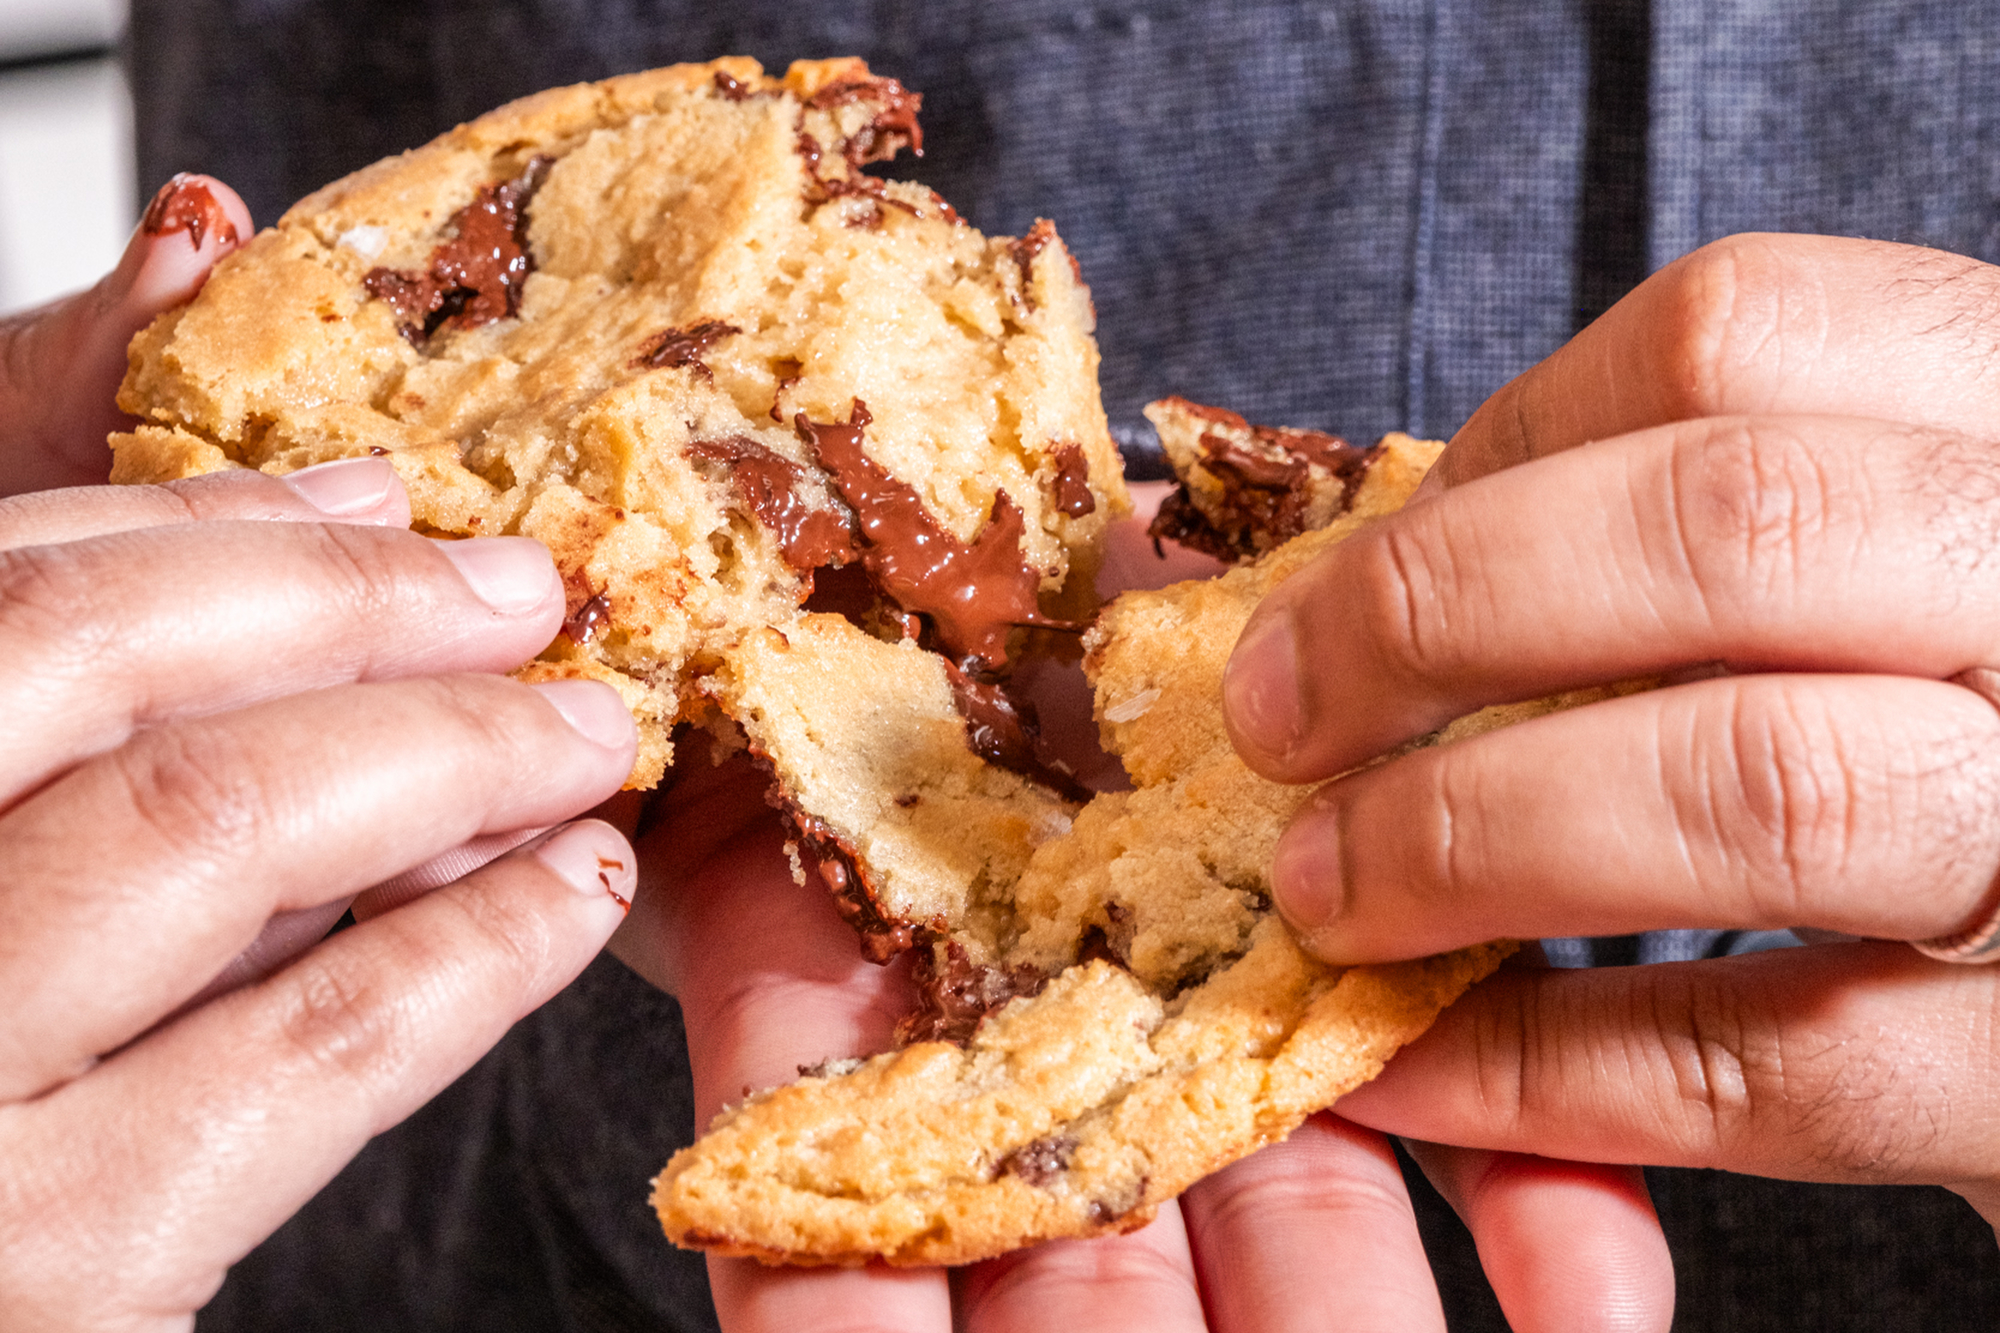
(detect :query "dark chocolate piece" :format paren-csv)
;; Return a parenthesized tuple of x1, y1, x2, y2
(562, 590, 611, 644)
(1048, 443, 1096, 518)
(772, 795, 918, 964)
(805, 75, 924, 165)
(769, 358, 804, 422)
(999, 1133, 1076, 1187)
(638, 320, 742, 383)
(1147, 403, 1377, 561)
(943, 660, 1092, 803)
(712, 71, 758, 101)
(363, 156, 551, 345)
(797, 400, 1073, 670)
(897, 939, 1046, 1046)
(796, 132, 921, 216)
(1008, 219, 1085, 310)
(1146, 486, 1240, 563)
(140, 173, 239, 251)
(687, 435, 857, 572)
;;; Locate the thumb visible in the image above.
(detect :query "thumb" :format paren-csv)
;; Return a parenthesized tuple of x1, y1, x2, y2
(0, 173, 252, 497)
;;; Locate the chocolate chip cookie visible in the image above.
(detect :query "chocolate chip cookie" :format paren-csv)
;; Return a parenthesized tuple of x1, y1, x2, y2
(111, 56, 1127, 803)
(650, 422, 1612, 1265)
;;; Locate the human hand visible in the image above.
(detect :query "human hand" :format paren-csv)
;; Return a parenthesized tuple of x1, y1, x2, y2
(613, 492, 1672, 1332)
(0, 450, 642, 1328)
(0, 173, 254, 496)
(1220, 235, 2000, 1236)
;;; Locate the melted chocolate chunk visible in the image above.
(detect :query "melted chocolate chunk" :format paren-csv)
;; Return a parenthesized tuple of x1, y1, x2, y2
(1009, 220, 1055, 307)
(943, 660, 1092, 803)
(927, 190, 965, 226)
(796, 132, 921, 216)
(638, 320, 742, 382)
(765, 784, 917, 963)
(805, 76, 925, 165)
(1009, 219, 1085, 311)
(769, 358, 804, 422)
(363, 157, 551, 345)
(712, 71, 758, 101)
(897, 939, 1046, 1046)
(797, 400, 1072, 670)
(687, 436, 856, 572)
(1146, 486, 1240, 563)
(999, 1133, 1076, 1187)
(141, 173, 240, 251)
(1147, 413, 1376, 561)
(562, 590, 611, 645)
(1048, 443, 1096, 518)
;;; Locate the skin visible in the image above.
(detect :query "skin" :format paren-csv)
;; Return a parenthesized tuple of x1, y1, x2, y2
(0, 182, 642, 1331)
(1223, 233, 2000, 1235)
(0, 176, 1671, 1330)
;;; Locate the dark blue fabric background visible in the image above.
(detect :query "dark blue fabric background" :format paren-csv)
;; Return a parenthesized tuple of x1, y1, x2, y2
(133, 2, 2000, 1328)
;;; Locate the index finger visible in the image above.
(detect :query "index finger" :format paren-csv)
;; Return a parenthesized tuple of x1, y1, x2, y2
(1435, 234, 2000, 489)
(0, 458, 410, 553)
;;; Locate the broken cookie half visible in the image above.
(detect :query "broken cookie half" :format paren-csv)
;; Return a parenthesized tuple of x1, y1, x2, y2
(649, 418, 1627, 1266)
(110, 56, 1125, 938)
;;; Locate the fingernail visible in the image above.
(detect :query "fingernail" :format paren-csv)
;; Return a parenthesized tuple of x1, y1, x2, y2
(110, 175, 250, 315)
(139, 173, 245, 253)
(531, 679, 638, 752)
(438, 536, 556, 614)
(1223, 607, 1305, 765)
(533, 819, 637, 908)
(280, 456, 397, 515)
(1271, 796, 1348, 943)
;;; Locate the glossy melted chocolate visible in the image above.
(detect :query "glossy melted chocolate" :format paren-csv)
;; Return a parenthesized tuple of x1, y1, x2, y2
(1048, 443, 1096, 518)
(140, 174, 240, 251)
(805, 75, 925, 165)
(687, 436, 856, 572)
(363, 156, 551, 345)
(897, 939, 1046, 1046)
(795, 402, 1067, 669)
(944, 660, 1093, 803)
(1149, 415, 1375, 561)
(792, 810, 917, 964)
(562, 590, 611, 644)
(638, 320, 742, 383)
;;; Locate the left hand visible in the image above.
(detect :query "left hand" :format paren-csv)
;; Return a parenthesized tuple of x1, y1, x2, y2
(1220, 233, 2000, 1231)
(0, 174, 253, 496)
(612, 496, 1675, 1333)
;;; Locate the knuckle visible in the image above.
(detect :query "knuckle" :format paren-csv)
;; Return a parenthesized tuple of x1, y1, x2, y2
(274, 947, 412, 1091)
(1652, 234, 1791, 417)
(408, 672, 555, 767)
(1665, 970, 1776, 1150)
(1663, 419, 1843, 625)
(1419, 749, 1498, 916)
(0, 542, 118, 670)
(430, 876, 561, 992)
(1349, 515, 1464, 690)
(108, 722, 268, 866)
(1689, 683, 1855, 924)
(295, 521, 423, 618)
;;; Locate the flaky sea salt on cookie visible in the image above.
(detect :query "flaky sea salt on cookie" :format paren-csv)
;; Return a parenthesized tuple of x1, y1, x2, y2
(111, 57, 1128, 794)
